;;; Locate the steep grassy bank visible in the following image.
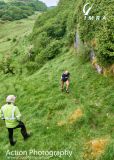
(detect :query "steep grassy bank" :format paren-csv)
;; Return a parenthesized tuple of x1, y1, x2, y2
(0, 0, 114, 160)
(0, 48, 114, 160)
(0, 14, 37, 54)
(0, 13, 39, 74)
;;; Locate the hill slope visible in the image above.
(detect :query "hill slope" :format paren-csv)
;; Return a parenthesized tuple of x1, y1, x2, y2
(0, 46, 114, 160)
(0, 0, 114, 160)
(0, 16, 114, 160)
(32, 0, 114, 72)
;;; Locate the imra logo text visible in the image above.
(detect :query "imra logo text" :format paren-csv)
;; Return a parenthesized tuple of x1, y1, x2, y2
(83, 3, 106, 21)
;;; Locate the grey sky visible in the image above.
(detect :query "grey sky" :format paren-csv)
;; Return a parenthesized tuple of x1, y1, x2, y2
(40, 0, 59, 7)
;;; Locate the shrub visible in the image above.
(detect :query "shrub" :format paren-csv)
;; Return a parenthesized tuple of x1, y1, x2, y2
(0, 55, 15, 74)
(12, 38, 17, 42)
(0, 0, 47, 21)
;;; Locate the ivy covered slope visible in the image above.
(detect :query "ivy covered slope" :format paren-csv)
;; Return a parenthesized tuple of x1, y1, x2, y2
(32, 0, 114, 69)
(0, 0, 47, 21)
(31, 0, 77, 72)
(77, 0, 114, 67)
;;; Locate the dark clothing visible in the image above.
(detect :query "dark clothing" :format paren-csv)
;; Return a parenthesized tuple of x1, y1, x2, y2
(61, 72, 70, 82)
(7, 121, 28, 145)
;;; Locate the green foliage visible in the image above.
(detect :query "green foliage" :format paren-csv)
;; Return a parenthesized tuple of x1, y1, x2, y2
(0, 55, 15, 74)
(12, 37, 17, 42)
(25, 39, 63, 73)
(96, 3, 114, 66)
(78, 44, 90, 63)
(31, 0, 77, 73)
(77, 0, 114, 66)
(39, 40, 63, 60)
(0, 13, 38, 75)
(0, 0, 47, 21)
(0, 2, 114, 159)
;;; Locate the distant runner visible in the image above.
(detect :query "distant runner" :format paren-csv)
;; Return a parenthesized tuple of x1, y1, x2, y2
(61, 71, 70, 93)
(0, 95, 31, 146)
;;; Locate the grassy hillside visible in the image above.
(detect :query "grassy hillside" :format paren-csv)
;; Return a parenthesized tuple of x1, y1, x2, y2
(0, 18, 114, 159)
(0, 0, 114, 160)
(0, 14, 37, 55)
(0, 13, 40, 74)
(0, 46, 114, 159)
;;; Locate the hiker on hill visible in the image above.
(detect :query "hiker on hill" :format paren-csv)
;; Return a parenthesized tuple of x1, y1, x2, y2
(0, 95, 31, 146)
(61, 70, 70, 93)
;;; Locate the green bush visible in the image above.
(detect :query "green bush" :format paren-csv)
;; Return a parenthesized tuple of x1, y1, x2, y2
(13, 48, 20, 56)
(43, 40, 63, 60)
(25, 61, 41, 74)
(77, 0, 114, 66)
(12, 37, 17, 42)
(0, 0, 47, 21)
(0, 56, 15, 74)
(7, 38, 11, 41)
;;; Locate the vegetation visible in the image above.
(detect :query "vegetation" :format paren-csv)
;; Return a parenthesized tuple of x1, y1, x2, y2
(2, 0, 113, 74)
(0, 43, 114, 160)
(77, 0, 114, 67)
(0, 14, 38, 74)
(0, 0, 114, 159)
(31, 0, 114, 72)
(0, 0, 47, 21)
